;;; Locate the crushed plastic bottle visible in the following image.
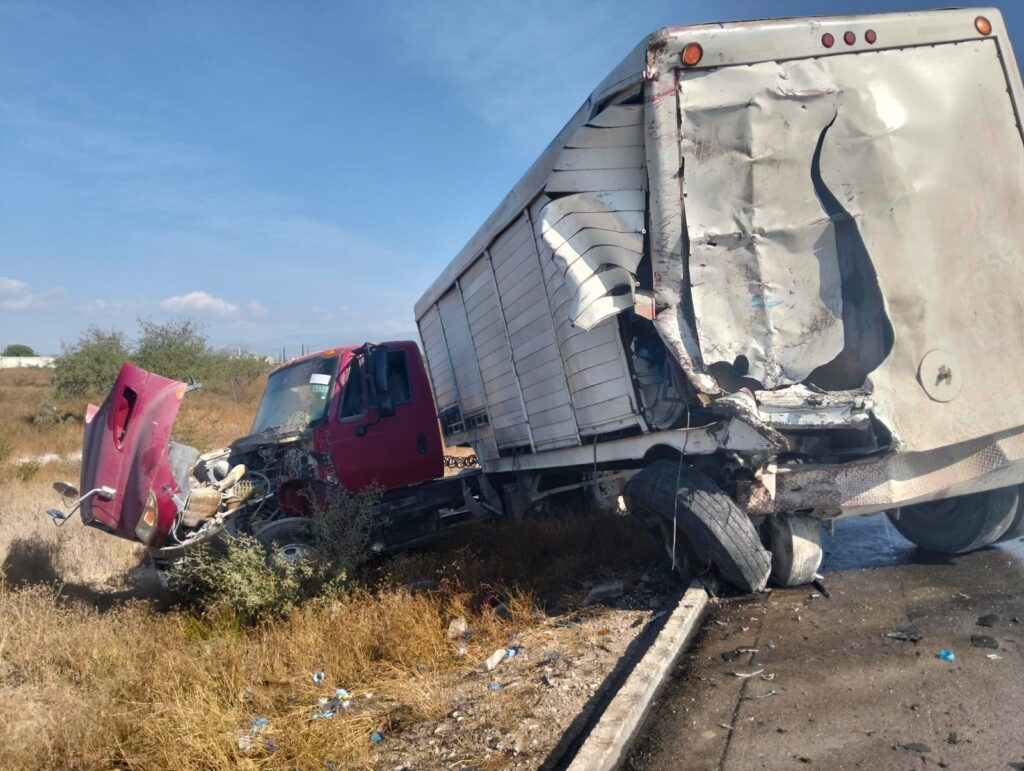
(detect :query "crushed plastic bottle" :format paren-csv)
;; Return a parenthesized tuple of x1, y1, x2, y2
(312, 670, 326, 684)
(487, 681, 502, 691)
(937, 649, 956, 662)
(250, 717, 268, 733)
(370, 730, 384, 744)
(505, 645, 521, 659)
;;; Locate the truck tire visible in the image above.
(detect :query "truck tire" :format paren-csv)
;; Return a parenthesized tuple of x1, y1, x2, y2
(887, 486, 1020, 554)
(997, 485, 1024, 543)
(255, 518, 316, 563)
(768, 514, 823, 587)
(624, 461, 771, 593)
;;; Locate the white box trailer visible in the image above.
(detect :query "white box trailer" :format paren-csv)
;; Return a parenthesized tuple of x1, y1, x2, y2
(416, 9, 1024, 590)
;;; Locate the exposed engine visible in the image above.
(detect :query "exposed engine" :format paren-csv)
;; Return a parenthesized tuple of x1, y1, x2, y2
(162, 432, 322, 552)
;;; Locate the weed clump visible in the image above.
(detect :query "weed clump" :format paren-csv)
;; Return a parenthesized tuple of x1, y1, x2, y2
(170, 486, 380, 623)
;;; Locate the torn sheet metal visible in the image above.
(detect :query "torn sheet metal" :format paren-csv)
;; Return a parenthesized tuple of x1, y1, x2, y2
(678, 61, 846, 388)
(537, 104, 647, 331)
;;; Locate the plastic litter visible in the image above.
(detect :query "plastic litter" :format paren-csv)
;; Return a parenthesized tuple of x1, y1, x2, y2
(312, 670, 326, 684)
(250, 717, 268, 733)
(884, 625, 923, 643)
(504, 646, 521, 659)
(483, 648, 508, 671)
(970, 634, 999, 649)
(976, 613, 1000, 627)
(265, 740, 277, 753)
(986, 653, 1003, 660)
(239, 686, 254, 703)
(237, 734, 253, 751)
(937, 649, 956, 662)
(370, 731, 384, 744)
(487, 681, 503, 691)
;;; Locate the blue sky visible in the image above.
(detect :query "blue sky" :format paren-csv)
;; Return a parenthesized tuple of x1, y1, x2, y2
(1, 0, 1019, 355)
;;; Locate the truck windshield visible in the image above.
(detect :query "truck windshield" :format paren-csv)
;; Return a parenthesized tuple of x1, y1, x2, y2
(251, 355, 340, 435)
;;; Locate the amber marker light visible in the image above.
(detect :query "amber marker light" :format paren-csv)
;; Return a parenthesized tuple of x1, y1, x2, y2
(681, 43, 703, 66)
(976, 16, 992, 36)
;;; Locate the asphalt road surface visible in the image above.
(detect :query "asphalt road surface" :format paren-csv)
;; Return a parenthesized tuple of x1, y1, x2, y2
(628, 514, 1024, 770)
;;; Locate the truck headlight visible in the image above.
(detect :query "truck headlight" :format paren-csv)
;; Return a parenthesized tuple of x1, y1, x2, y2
(134, 491, 159, 545)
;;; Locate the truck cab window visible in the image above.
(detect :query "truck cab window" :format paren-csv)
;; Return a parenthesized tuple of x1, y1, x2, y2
(387, 350, 412, 404)
(339, 359, 365, 420)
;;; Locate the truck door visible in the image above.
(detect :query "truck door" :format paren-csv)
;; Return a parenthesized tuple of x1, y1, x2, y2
(328, 345, 442, 491)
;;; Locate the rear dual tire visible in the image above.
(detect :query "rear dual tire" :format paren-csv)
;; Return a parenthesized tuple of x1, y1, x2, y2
(886, 485, 1021, 554)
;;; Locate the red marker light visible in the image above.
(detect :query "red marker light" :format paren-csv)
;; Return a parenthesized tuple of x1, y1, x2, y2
(865, 29, 877, 44)
(822, 32, 835, 48)
(681, 43, 703, 66)
(844, 31, 856, 45)
(975, 16, 992, 36)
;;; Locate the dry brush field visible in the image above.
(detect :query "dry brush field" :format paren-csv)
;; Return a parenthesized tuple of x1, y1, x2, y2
(0, 368, 664, 770)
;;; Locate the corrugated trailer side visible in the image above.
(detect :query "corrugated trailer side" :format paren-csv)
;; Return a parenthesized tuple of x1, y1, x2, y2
(417, 85, 654, 459)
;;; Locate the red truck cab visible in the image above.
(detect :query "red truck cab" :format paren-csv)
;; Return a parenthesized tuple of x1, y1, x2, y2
(257, 342, 444, 492)
(66, 341, 449, 550)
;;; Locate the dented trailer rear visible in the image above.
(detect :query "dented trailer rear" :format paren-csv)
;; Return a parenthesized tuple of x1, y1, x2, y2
(416, 9, 1024, 591)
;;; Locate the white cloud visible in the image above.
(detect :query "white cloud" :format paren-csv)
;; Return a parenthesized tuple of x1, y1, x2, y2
(160, 290, 239, 317)
(246, 300, 269, 317)
(0, 276, 66, 310)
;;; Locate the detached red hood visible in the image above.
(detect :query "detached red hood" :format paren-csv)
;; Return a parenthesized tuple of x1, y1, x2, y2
(79, 363, 188, 545)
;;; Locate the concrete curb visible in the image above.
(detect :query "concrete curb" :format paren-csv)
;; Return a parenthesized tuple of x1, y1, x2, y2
(566, 581, 709, 771)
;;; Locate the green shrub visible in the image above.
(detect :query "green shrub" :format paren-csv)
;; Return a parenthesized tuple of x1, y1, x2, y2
(53, 327, 131, 397)
(168, 533, 325, 624)
(53, 320, 273, 398)
(134, 319, 210, 383)
(169, 486, 380, 623)
(1, 343, 35, 356)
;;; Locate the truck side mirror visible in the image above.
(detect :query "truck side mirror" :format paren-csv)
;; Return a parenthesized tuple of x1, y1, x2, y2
(369, 345, 395, 418)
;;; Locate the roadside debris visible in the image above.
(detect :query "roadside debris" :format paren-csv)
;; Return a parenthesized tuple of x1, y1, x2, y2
(732, 668, 764, 678)
(898, 741, 932, 753)
(720, 646, 758, 661)
(976, 613, 1000, 627)
(970, 634, 999, 649)
(884, 625, 923, 643)
(312, 670, 326, 684)
(937, 649, 956, 662)
(811, 574, 831, 598)
(742, 689, 779, 700)
(487, 682, 503, 691)
(986, 653, 1003, 660)
(483, 648, 508, 671)
(370, 731, 384, 744)
(584, 580, 624, 606)
(447, 617, 469, 640)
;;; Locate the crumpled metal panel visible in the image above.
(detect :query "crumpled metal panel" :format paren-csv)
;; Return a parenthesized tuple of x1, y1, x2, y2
(537, 105, 647, 332)
(678, 61, 845, 387)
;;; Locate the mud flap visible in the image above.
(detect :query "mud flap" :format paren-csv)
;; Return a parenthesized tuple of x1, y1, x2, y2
(624, 460, 771, 592)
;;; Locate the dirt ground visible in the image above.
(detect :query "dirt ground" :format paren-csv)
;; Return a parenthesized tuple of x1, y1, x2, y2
(630, 514, 1024, 771)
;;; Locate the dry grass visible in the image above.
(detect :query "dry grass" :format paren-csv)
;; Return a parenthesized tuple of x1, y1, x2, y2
(0, 510, 654, 770)
(0, 368, 660, 769)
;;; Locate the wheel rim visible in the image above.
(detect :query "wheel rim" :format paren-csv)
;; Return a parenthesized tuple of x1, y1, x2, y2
(275, 541, 314, 563)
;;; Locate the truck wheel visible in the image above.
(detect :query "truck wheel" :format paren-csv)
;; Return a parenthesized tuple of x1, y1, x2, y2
(624, 460, 771, 593)
(255, 518, 316, 563)
(768, 514, 823, 587)
(996, 486, 1024, 543)
(887, 486, 1020, 554)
